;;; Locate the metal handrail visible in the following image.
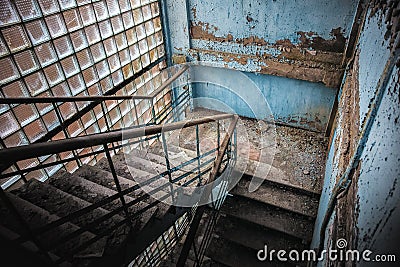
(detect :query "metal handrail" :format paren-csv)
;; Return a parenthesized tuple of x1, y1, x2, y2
(0, 113, 234, 172)
(0, 65, 189, 104)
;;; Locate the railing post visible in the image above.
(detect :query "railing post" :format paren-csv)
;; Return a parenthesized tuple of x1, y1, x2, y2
(161, 132, 175, 204)
(103, 144, 131, 223)
(195, 125, 201, 185)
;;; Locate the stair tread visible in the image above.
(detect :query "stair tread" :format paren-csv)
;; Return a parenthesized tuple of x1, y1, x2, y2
(0, 192, 107, 260)
(221, 196, 314, 242)
(215, 215, 308, 255)
(93, 159, 172, 220)
(47, 170, 155, 230)
(207, 236, 293, 267)
(234, 158, 321, 195)
(11, 179, 129, 250)
(232, 179, 319, 218)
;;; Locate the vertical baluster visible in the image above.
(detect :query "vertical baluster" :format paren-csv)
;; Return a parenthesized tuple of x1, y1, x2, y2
(195, 125, 201, 185)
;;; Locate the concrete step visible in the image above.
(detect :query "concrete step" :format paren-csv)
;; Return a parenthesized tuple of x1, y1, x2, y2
(234, 158, 322, 196)
(214, 215, 308, 265)
(94, 158, 172, 220)
(231, 179, 319, 218)
(11, 179, 129, 251)
(221, 195, 314, 242)
(0, 192, 107, 262)
(207, 236, 294, 267)
(47, 170, 155, 230)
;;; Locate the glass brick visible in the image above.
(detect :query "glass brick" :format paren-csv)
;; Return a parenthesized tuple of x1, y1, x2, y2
(70, 30, 88, 52)
(76, 49, 92, 69)
(122, 11, 134, 29)
(0, 36, 8, 57)
(103, 37, 117, 56)
(154, 31, 163, 45)
(122, 64, 133, 79)
(0, 1, 20, 26)
(93, 1, 109, 21)
(51, 81, 71, 96)
(0, 57, 19, 85)
(61, 55, 80, 77)
(2, 26, 31, 52)
(15, 0, 41, 21)
(135, 24, 146, 40)
(54, 36, 74, 58)
(85, 24, 101, 45)
(44, 63, 64, 86)
(100, 76, 112, 93)
(153, 17, 161, 31)
(38, 0, 60, 15)
(82, 67, 98, 87)
(77, 0, 91, 6)
(145, 20, 155, 35)
(133, 8, 144, 24)
(75, 91, 90, 110)
(99, 20, 113, 39)
(130, 0, 141, 9)
(59, 102, 76, 120)
(90, 43, 106, 62)
(81, 111, 95, 128)
(142, 5, 152, 21)
(151, 2, 159, 16)
(119, 0, 131, 12)
(119, 49, 130, 65)
(0, 111, 19, 138)
(149, 47, 158, 63)
(147, 35, 156, 50)
(24, 119, 46, 142)
(68, 74, 85, 95)
(4, 130, 29, 148)
(34, 42, 58, 67)
(63, 9, 82, 32)
(126, 28, 137, 45)
(2, 81, 30, 99)
(79, 5, 96, 26)
(25, 71, 48, 96)
(138, 38, 148, 54)
(95, 60, 110, 79)
(111, 15, 124, 34)
(42, 110, 60, 131)
(115, 32, 128, 50)
(14, 50, 39, 75)
(25, 20, 50, 45)
(45, 14, 67, 38)
(111, 69, 123, 85)
(59, 0, 77, 10)
(107, 54, 120, 72)
(132, 58, 142, 73)
(106, 0, 120, 16)
(157, 44, 165, 57)
(14, 104, 38, 126)
(87, 84, 102, 96)
(68, 120, 83, 137)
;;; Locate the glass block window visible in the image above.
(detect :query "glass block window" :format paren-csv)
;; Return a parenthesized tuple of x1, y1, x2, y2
(0, 0, 167, 188)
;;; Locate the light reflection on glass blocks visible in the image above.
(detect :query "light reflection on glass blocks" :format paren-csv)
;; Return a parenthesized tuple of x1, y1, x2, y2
(108, 54, 120, 72)
(103, 37, 117, 56)
(59, 0, 77, 10)
(24, 119, 47, 142)
(76, 49, 93, 70)
(111, 16, 124, 34)
(106, 0, 120, 17)
(68, 74, 85, 95)
(119, 49, 130, 66)
(42, 110, 60, 131)
(115, 33, 128, 50)
(14, 50, 39, 75)
(133, 8, 144, 25)
(51, 81, 71, 96)
(0, 1, 20, 26)
(122, 11, 134, 29)
(96, 60, 110, 78)
(82, 67, 98, 87)
(93, 1, 109, 21)
(111, 69, 123, 85)
(4, 130, 29, 148)
(99, 19, 113, 39)
(135, 24, 146, 40)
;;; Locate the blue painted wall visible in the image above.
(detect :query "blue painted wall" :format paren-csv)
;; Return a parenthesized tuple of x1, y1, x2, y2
(312, 5, 400, 264)
(191, 66, 336, 132)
